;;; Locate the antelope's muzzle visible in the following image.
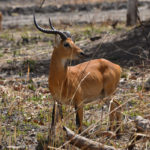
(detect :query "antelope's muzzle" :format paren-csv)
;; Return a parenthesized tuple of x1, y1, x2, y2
(79, 52, 89, 58)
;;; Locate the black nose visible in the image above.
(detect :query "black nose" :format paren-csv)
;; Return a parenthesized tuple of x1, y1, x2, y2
(80, 52, 88, 58)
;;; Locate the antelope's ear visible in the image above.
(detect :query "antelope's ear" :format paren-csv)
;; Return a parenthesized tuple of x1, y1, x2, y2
(53, 35, 61, 48)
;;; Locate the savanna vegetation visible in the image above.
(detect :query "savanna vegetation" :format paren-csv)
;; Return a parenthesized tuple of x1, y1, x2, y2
(0, 0, 150, 149)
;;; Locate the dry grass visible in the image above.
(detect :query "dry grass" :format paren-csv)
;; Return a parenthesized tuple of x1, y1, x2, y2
(0, 22, 150, 149)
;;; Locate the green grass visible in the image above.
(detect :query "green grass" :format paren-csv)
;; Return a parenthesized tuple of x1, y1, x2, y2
(7, 60, 13, 64)
(28, 84, 36, 91)
(0, 31, 14, 41)
(69, 22, 130, 41)
(0, 53, 3, 57)
(27, 95, 42, 101)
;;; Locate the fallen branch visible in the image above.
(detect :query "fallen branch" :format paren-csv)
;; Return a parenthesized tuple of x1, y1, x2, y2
(63, 126, 119, 150)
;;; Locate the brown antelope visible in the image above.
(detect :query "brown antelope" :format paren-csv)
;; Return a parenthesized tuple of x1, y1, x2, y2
(0, 12, 2, 31)
(34, 15, 122, 134)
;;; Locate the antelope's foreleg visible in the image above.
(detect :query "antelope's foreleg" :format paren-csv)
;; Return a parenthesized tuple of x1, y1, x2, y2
(48, 102, 63, 146)
(58, 103, 63, 120)
(50, 102, 63, 132)
(51, 101, 57, 128)
(48, 101, 60, 145)
(75, 101, 83, 133)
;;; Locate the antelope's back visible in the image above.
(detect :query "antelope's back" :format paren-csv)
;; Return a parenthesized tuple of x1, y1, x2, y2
(70, 58, 122, 102)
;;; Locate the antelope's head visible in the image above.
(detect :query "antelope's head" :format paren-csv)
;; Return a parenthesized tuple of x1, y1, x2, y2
(34, 15, 87, 60)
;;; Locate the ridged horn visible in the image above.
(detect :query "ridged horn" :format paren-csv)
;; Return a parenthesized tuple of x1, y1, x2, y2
(49, 18, 55, 30)
(33, 14, 67, 40)
(49, 17, 71, 38)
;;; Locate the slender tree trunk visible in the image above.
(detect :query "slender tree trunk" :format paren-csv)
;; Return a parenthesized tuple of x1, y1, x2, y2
(126, 0, 138, 26)
(0, 12, 2, 31)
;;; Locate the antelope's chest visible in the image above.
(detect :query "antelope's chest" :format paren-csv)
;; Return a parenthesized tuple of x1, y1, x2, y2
(49, 82, 61, 96)
(49, 81, 73, 104)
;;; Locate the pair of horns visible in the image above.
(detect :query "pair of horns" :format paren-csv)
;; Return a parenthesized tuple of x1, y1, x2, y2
(33, 15, 70, 40)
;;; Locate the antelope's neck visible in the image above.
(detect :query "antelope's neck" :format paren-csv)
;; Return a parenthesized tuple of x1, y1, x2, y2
(49, 50, 67, 84)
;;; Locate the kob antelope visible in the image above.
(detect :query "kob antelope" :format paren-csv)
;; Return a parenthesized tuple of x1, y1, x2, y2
(34, 15, 122, 134)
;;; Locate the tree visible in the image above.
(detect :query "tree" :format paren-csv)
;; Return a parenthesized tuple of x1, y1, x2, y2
(126, 0, 138, 26)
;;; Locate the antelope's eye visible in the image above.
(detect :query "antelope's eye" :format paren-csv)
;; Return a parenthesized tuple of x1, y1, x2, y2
(64, 42, 70, 48)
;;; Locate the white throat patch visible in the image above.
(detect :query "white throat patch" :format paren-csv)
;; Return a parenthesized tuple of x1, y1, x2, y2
(61, 59, 67, 67)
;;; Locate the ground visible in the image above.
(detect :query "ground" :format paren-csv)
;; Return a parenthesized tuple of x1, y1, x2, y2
(0, 0, 150, 150)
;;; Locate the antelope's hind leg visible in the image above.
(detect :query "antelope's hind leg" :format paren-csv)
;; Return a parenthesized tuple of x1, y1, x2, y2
(109, 99, 122, 135)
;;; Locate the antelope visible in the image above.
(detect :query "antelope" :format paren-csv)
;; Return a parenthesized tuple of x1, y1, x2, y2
(33, 15, 122, 134)
(0, 12, 2, 31)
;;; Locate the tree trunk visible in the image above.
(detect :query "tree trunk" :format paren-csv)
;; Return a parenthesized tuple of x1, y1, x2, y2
(0, 12, 2, 31)
(126, 0, 138, 26)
